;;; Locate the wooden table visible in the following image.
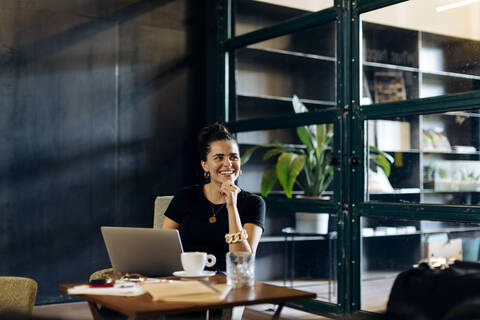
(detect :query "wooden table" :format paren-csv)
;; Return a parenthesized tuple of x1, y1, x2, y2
(60, 275, 316, 319)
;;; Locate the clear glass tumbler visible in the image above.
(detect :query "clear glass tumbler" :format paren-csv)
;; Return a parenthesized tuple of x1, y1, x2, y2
(226, 252, 255, 288)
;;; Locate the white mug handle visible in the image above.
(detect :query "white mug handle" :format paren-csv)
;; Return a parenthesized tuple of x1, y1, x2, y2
(206, 254, 216, 267)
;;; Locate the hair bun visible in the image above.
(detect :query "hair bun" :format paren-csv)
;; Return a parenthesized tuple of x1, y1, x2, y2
(198, 122, 236, 161)
(198, 122, 229, 143)
(205, 123, 229, 134)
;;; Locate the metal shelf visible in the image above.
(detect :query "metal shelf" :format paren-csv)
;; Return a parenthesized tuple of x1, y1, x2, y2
(363, 61, 419, 73)
(245, 46, 336, 62)
(260, 235, 326, 243)
(237, 93, 336, 107)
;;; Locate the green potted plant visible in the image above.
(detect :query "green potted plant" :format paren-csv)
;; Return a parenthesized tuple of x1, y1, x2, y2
(242, 95, 334, 200)
(242, 95, 393, 233)
(241, 96, 334, 233)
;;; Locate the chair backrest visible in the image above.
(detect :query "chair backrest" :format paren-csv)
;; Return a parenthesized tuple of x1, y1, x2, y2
(153, 196, 173, 230)
(0, 277, 37, 316)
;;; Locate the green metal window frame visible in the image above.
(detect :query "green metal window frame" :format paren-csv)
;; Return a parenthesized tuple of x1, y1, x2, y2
(207, 0, 480, 318)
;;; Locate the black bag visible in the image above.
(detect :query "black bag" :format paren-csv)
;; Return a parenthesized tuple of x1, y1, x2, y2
(386, 261, 480, 320)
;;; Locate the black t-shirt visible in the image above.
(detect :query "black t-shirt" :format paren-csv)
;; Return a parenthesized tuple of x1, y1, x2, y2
(164, 185, 266, 271)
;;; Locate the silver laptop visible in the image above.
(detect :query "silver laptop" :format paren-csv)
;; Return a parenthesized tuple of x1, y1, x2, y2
(101, 227, 183, 277)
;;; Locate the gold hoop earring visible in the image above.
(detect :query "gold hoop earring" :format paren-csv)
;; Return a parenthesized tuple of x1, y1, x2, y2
(204, 171, 210, 179)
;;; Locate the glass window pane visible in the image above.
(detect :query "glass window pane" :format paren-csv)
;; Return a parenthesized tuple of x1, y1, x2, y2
(360, 0, 480, 105)
(366, 109, 480, 205)
(361, 217, 480, 312)
(234, 22, 336, 120)
(234, 0, 334, 36)
(238, 124, 336, 200)
(258, 209, 337, 304)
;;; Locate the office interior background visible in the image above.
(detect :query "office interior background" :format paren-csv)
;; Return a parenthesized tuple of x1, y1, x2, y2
(2, 0, 480, 318)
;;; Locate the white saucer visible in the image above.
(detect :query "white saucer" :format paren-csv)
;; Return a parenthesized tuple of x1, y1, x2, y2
(172, 270, 217, 279)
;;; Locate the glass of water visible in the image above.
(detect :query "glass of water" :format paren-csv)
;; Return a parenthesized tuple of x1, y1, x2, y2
(226, 252, 255, 288)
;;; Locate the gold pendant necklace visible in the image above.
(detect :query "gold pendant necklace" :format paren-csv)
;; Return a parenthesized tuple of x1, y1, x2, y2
(209, 203, 225, 224)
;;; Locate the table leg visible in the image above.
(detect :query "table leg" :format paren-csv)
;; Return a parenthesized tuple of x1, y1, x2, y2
(283, 234, 288, 287)
(88, 302, 104, 320)
(87, 302, 129, 320)
(333, 235, 337, 298)
(272, 303, 284, 320)
(290, 235, 295, 288)
(328, 234, 332, 301)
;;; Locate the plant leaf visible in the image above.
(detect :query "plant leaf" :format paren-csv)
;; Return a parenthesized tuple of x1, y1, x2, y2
(241, 146, 260, 165)
(316, 124, 326, 148)
(375, 155, 391, 177)
(292, 95, 316, 137)
(315, 124, 333, 163)
(319, 166, 334, 195)
(261, 166, 278, 197)
(241, 141, 290, 165)
(370, 145, 394, 163)
(368, 145, 393, 177)
(292, 95, 309, 113)
(296, 126, 315, 153)
(369, 158, 379, 173)
(276, 152, 306, 198)
(262, 148, 284, 161)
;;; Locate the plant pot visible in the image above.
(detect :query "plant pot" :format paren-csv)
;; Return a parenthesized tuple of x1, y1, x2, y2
(295, 212, 329, 234)
(294, 195, 330, 234)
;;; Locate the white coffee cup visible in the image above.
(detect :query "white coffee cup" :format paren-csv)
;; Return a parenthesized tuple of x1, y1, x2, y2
(181, 252, 216, 275)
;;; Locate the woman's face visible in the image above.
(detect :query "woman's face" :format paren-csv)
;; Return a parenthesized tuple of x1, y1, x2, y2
(201, 140, 241, 186)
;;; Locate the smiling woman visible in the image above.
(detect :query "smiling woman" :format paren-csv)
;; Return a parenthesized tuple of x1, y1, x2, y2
(162, 123, 266, 271)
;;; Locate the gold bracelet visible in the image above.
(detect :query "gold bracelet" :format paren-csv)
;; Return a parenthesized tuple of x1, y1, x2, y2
(225, 228, 248, 244)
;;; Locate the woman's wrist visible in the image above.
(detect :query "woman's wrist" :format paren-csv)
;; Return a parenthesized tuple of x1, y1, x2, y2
(226, 201, 237, 209)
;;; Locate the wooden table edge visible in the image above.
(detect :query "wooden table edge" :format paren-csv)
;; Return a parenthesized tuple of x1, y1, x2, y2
(59, 282, 317, 318)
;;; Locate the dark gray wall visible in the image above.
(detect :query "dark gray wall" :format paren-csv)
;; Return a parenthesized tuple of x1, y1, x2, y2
(0, 0, 205, 304)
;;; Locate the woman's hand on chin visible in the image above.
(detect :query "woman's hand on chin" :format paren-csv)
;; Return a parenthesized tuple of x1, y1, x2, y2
(220, 180, 241, 207)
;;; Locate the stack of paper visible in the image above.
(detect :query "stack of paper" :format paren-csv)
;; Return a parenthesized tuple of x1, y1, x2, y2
(142, 280, 232, 303)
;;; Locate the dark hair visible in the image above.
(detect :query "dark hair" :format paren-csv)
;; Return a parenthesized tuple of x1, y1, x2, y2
(198, 122, 236, 161)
